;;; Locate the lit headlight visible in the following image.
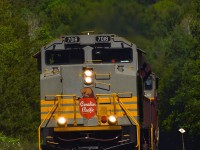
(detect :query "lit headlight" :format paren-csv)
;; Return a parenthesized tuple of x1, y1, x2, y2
(57, 116, 67, 127)
(84, 77, 92, 84)
(83, 68, 93, 85)
(108, 115, 117, 125)
(84, 70, 92, 76)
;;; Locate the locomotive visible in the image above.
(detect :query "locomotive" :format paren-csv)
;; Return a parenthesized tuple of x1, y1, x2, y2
(34, 32, 159, 150)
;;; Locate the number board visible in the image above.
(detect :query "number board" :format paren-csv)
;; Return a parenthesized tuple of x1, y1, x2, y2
(95, 36, 111, 43)
(65, 36, 80, 43)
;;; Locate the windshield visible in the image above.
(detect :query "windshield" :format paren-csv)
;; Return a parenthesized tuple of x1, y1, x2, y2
(92, 48, 133, 63)
(45, 49, 84, 65)
(145, 76, 153, 90)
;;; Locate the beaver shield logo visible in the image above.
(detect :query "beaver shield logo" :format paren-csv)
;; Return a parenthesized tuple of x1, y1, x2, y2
(79, 98, 97, 119)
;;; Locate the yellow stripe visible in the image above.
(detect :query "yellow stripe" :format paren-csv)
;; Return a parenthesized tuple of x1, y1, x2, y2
(41, 114, 83, 120)
(40, 111, 138, 120)
(54, 126, 122, 132)
(40, 104, 137, 112)
(40, 97, 138, 120)
(41, 100, 56, 105)
(41, 97, 137, 104)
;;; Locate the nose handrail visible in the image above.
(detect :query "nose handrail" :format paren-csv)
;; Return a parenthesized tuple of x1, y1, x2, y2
(117, 98, 140, 150)
(38, 94, 77, 150)
(56, 95, 77, 126)
(38, 100, 59, 150)
(39, 93, 139, 150)
(96, 93, 117, 125)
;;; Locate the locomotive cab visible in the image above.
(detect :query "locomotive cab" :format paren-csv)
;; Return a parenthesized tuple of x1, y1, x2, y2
(144, 74, 159, 100)
(143, 74, 159, 150)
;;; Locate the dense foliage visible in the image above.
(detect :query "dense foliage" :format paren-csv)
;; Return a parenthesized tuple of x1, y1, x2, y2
(0, 0, 199, 149)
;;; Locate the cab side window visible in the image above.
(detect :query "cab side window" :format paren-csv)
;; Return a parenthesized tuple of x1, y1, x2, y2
(145, 76, 153, 90)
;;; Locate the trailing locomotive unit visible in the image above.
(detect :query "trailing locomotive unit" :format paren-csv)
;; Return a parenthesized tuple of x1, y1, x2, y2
(35, 32, 159, 150)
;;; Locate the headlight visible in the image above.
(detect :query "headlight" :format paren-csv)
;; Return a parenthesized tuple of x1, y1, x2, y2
(108, 115, 117, 125)
(83, 68, 93, 85)
(84, 70, 92, 76)
(84, 77, 92, 84)
(57, 116, 67, 127)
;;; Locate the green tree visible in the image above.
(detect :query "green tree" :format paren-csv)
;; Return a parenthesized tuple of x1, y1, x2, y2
(0, 0, 40, 143)
(158, 3, 200, 148)
(138, 0, 182, 37)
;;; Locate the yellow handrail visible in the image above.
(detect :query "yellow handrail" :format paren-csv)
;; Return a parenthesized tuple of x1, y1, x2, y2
(39, 93, 139, 149)
(38, 94, 77, 150)
(38, 100, 59, 150)
(73, 96, 77, 126)
(96, 93, 117, 125)
(151, 124, 154, 150)
(118, 98, 140, 150)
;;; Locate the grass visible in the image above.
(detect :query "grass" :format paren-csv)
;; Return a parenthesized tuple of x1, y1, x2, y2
(0, 132, 37, 150)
